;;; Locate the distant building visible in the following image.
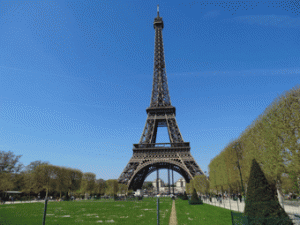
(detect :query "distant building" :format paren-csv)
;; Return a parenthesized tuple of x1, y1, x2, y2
(152, 178, 165, 188)
(152, 177, 186, 194)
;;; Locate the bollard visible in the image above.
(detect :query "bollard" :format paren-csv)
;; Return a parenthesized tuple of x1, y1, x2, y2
(157, 197, 160, 225)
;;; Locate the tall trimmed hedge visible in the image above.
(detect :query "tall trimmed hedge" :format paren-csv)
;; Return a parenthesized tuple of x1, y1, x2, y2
(189, 188, 203, 205)
(244, 158, 293, 225)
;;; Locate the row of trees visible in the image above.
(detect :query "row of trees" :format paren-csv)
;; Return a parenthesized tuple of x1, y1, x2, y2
(186, 174, 210, 195)
(207, 85, 300, 198)
(0, 151, 131, 200)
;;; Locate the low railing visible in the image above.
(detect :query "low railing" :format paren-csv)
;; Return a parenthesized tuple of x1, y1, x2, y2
(133, 142, 190, 149)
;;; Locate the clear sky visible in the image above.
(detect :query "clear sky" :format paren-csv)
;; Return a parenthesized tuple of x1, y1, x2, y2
(1, 0, 299, 184)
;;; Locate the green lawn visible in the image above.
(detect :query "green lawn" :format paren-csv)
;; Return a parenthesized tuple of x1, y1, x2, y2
(0, 197, 172, 224)
(175, 199, 232, 225)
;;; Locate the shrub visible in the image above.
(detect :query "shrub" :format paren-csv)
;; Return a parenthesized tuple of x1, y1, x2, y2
(182, 191, 188, 200)
(177, 193, 183, 199)
(244, 158, 293, 225)
(188, 188, 203, 205)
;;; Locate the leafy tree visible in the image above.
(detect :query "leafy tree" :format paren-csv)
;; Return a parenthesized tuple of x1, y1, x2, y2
(105, 179, 119, 196)
(118, 183, 128, 196)
(53, 166, 69, 198)
(186, 180, 194, 195)
(142, 181, 153, 191)
(0, 150, 24, 174)
(0, 151, 24, 198)
(65, 168, 83, 198)
(94, 179, 106, 196)
(244, 158, 293, 225)
(81, 172, 96, 198)
(33, 164, 57, 198)
(21, 171, 36, 200)
(193, 175, 209, 195)
(24, 160, 49, 173)
(0, 173, 14, 196)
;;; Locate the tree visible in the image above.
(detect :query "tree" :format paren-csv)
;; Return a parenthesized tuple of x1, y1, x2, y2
(21, 171, 36, 200)
(94, 179, 106, 196)
(65, 168, 83, 198)
(244, 158, 293, 225)
(24, 160, 50, 173)
(193, 175, 209, 195)
(33, 164, 57, 198)
(105, 180, 119, 196)
(0, 151, 23, 174)
(118, 183, 128, 196)
(81, 172, 96, 198)
(53, 166, 69, 199)
(0, 151, 24, 199)
(142, 181, 153, 191)
(186, 180, 194, 195)
(189, 188, 203, 205)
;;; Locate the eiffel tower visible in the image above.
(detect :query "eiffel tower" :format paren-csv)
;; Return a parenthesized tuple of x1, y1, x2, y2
(118, 6, 204, 191)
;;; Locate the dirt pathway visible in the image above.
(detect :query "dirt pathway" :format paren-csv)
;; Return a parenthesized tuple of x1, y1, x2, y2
(169, 200, 178, 225)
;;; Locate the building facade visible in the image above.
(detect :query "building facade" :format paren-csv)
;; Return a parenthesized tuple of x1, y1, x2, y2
(152, 177, 186, 194)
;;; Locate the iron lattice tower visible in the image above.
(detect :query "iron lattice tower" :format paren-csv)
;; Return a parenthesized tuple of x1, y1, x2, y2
(118, 6, 204, 191)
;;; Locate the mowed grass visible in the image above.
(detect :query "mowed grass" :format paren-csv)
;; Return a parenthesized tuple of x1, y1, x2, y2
(175, 199, 232, 225)
(0, 197, 172, 225)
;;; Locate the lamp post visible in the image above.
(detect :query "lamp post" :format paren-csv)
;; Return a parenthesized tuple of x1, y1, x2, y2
(233, 142, 245, 200)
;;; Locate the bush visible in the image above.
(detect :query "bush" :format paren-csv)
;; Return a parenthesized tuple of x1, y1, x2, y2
(177, 193, 183, 199)
(188, 189, 203, 205)
(244, 158, 293, 225)
(182, 191, 188, 200)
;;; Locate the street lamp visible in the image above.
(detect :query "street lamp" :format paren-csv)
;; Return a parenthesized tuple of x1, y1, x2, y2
(233, 142, 245, 199)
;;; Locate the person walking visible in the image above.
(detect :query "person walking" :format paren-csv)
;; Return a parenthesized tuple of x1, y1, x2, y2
(238, 193, 242, 202)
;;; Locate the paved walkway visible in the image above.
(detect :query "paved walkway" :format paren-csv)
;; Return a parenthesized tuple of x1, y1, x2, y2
(203, 198, 300, 225)
(203, 198, 300, 215)
(169, 200, 177, 225)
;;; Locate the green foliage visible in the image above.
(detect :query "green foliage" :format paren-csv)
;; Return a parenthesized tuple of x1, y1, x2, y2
(208, 86, 300, 196)
(189, 188, 203, 205)
(244, 158, 293, 225)
(81, 172, 96, 195)
(191, 188, 199, 201)
(182, 191, 188, 200)
(105, 179, 119, 196)
(193, 175, 210, 194)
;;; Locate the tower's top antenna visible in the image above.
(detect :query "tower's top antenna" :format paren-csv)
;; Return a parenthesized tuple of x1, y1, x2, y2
(157, 4, 159, 17)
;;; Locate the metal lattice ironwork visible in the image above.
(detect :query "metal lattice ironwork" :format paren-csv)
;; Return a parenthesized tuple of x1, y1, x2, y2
(118, 7, 204, 191)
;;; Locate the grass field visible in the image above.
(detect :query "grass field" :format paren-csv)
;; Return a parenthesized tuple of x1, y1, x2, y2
(175, 199, 232, 225)
(0, 197, 172, 224)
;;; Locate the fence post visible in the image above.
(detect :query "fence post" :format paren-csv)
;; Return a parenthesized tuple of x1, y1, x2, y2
(42, 193, 48, 225)
(157, 197, 159, 225)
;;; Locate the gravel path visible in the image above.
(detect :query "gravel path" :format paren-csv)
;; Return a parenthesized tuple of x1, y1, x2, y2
(169, 200, 177, 225)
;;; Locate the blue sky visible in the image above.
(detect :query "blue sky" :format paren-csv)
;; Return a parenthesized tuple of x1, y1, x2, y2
(1, 0, 299, 184)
